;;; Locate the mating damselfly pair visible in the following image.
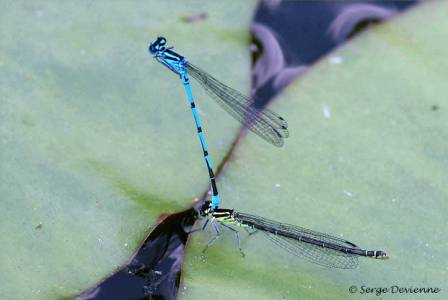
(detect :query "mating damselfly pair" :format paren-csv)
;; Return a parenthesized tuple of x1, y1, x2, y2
(148, 36, 387, 269)
(149, 36, 288, 211)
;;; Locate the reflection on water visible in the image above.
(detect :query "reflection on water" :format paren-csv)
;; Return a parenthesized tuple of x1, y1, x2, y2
(81, 1, 417, 299)
(251, 0, 416, 105)
(76, 209, 196, 300)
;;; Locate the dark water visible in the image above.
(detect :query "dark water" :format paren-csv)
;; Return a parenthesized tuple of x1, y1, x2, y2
(76, 1, 416, 299)
(251, 0, 416, 106)
(76, 209, 196, 300)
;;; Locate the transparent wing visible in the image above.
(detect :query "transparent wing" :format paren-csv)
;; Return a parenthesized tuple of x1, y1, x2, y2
(235, 212, 359, 269)
(264, 232, 359, 269)
(186, 62, 289, 147)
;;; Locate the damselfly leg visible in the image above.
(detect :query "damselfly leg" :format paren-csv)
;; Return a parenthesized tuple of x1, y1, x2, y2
(200, 218, 245, 257)
(187, 216, 210, 234)
(202, 218, 221, 254)
(220, 222, 245, 257)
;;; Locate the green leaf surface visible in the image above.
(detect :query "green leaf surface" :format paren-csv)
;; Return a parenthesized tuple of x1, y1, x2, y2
(182, 2, 448, 300)
(0, 1, 255, 299)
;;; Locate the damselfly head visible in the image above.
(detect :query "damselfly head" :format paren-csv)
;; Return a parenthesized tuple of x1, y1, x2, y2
(199, 201, 212, 216)
(148, 36, 167, 55)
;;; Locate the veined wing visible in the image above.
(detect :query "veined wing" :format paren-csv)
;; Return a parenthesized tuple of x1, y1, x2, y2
(186, 62, 289, 147)
(234, 212, 359, 269)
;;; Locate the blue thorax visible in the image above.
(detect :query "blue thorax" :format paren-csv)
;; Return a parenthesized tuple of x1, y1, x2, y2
(149, 36, 187, 78)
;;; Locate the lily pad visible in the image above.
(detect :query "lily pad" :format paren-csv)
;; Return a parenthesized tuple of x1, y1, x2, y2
(0, 1, 255, 299)
(182, 1, 448, 299)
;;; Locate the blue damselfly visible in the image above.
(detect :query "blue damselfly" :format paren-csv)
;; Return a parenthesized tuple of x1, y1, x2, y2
(148, 36, 289, 210)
